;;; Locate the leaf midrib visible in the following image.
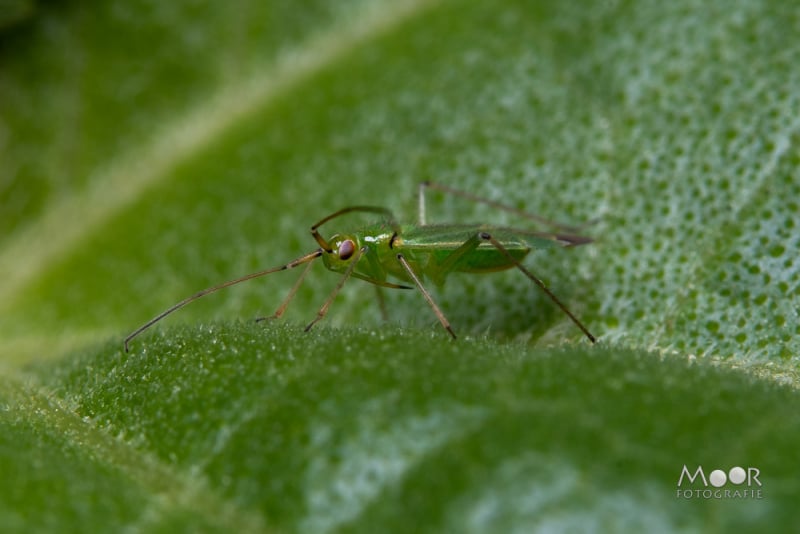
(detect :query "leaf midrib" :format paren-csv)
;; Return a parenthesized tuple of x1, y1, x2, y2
(0, 375, 270, 532)
(0, 0, 442, 316)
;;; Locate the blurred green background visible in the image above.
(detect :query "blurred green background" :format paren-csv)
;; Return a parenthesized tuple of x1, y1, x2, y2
(1, 0, 798, 531)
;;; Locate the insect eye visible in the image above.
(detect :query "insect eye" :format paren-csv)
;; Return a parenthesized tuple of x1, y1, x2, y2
(338, 239, 356, 260)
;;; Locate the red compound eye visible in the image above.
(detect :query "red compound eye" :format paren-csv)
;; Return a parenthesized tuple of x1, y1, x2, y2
(338, 239, 356, 260)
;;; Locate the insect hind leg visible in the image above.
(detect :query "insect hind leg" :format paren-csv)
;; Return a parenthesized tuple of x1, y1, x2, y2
(479, 232, 596, 343)
(419, 181, 593, 233)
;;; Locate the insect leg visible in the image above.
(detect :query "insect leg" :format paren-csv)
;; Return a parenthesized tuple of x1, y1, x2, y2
(418, 181, 429, 225)
(395, 253, 456, 339)
(124, 249, 323, 351)
(305, 246, 367, 332)
(479, 232, 596, 343)
(374, 286, 389, 321)
(434, 233, 482, 278)
(419, 181, 592, 233)
(255, 257, 315, 322)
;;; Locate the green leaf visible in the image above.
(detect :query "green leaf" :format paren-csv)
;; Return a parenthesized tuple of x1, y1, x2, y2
(1, 0, 798, 531)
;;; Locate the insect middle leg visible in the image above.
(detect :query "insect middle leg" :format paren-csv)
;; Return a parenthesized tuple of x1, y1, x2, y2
(395, 230, 595, 343)
(374, 286, 390, 322)
(393, 234, 485, 338)
(395, 253, 456, 339)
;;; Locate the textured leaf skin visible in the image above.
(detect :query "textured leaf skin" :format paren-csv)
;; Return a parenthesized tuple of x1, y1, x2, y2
(1, 0, 799, 531)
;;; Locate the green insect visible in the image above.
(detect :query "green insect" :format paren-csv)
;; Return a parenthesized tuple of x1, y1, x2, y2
(124, 182, 596, 351)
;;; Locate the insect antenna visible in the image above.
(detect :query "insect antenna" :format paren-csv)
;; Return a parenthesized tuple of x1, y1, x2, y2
(124, 249, 323, 352)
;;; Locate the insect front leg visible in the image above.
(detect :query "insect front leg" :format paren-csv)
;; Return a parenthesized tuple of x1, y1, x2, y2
(305, 246, 367, 332)
(255, 258, 315, 322)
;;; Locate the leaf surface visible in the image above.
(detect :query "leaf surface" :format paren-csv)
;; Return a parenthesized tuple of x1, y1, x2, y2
(1, 0, 798, 531)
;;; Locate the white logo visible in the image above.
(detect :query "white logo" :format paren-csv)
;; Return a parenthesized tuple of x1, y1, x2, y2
(676, 465, 762, 499)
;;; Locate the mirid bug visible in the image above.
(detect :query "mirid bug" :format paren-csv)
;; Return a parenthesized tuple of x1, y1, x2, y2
(124, 182, 596, 351)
